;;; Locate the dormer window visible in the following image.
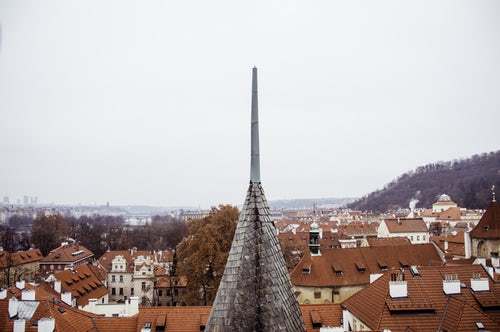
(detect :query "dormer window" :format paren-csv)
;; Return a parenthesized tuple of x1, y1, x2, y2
(302, 265, 311, 274)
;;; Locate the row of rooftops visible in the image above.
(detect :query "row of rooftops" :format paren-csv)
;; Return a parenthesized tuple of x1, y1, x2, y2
(0, 297, 344, 332)
(0, 263, 499, 331)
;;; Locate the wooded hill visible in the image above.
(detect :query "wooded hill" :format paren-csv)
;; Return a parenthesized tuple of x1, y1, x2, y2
(348, 150, 500, 212)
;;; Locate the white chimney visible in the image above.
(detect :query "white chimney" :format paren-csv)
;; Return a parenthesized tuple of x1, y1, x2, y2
(61, 292, 72, 306)
(87, 298, 97, 312)
(53, 281, 61, 293)
(16, 280, 25, 290)
(464, 231, 472, 259)
(126, 296, 140, 316)
(13, 319, 25, 332)
(8, 297, 19, 318)
(38, 317, 55, 332)
(491, 255, 499, 268)
(389, 272, 407, 298)
(0, 288, 7, 299)
(21, 289, 35, 301)
(470, 276, 489, 292)
(443, 274, 461, 295)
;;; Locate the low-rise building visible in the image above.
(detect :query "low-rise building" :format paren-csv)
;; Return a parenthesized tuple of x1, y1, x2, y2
(54, 263, 108, 309)
(290, 243, 442, 304)
(378, 217, 429, 244)
(342, 264, 500, 331)
(39, 242, 94, 275)
(98, 249, 160, 304)
(0, 248, 43, 286)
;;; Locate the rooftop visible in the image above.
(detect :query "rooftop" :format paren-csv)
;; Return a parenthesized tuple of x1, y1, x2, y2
(342, 264, 500, 331)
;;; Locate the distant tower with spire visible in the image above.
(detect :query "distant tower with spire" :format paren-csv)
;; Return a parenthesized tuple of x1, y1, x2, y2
(204, 68, 305, 331)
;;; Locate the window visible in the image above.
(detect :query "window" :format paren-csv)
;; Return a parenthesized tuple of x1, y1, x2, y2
(423, 235, 426, 241)
(111, 275, 116, 282)
(119, 288, 123, 295)
(417, 235, 420, 241)
(142, 282, 146, 290)
(410, 236, 414, 242)
(101, 298, 104, 303)
(111, 288, 116, 295)
(131, 288, 134, 296)
(314, 290, 321, 299)
(158, 290, 163, 296)
(119, 275, 123, 283)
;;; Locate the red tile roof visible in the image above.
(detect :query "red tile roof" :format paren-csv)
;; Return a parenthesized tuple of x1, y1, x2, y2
(470, 201, 500, 239)
(54, 264, 107, 306)
(342, 264, 500, 331)
(41, 243, 93, 264)
(431, 231, 465, 257)
(367, 237, 410, 247)
(291, 244, 442, 287)
(0, 249, 43, 269)
(0, 300, 342, 331)
(384, 218, 428, 233)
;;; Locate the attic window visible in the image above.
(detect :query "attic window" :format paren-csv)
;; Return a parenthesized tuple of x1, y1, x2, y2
(310, 310, 322, 328)
(302, 265, 311, 274)
(332, 263, 343, 276)
(378, 260, 388, 271)
(355, 262, 366, 272)
(475, 322, 485, 331)
(484, 226, 489, 231)
(399, 259, 409, 268)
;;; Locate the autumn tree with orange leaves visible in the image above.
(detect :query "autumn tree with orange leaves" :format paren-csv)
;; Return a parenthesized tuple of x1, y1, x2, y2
(176, 205, 238, 305)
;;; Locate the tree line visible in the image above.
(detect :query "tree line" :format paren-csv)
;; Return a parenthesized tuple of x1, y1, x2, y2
(348, 150, 500, 212)
(1, 213, 187, 258)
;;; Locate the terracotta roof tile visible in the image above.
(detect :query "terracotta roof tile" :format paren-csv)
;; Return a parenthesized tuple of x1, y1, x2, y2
(41, 243, 93, 264)
(342, 264, 500, 331)
(470, 201, 500, 239)
(291, 244, 442, 287)
(384, 218, 428, 233)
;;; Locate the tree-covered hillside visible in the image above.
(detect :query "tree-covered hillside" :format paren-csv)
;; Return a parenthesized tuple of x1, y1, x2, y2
(348, 150, 500, 212)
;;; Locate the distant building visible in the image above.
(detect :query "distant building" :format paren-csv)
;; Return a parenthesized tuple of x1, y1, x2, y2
(2, 196, 9, 205)
(39, 242, 94, 275)
(432, 193, 458, 213)
(378, 217, 429, 244)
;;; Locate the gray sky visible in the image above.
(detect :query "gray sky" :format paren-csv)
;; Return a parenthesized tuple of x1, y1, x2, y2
(1, 0, 499, 207)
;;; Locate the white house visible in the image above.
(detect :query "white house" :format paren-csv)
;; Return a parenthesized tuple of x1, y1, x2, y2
(378, 218, 429, 244)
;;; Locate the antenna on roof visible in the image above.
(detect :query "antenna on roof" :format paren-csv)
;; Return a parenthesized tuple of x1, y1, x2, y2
(492, 185, 496, 203)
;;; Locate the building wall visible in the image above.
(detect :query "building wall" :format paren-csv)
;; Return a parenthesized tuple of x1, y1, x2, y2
(378, 222, 429, 244)
(108, 272, 134, 302)
(471, 238, 500, 259)
(295, 284, 365, 304)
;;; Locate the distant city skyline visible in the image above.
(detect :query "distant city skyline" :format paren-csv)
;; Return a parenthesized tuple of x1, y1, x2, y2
(1, 1, 499, 207)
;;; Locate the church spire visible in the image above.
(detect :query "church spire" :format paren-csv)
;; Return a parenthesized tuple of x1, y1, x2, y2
(250, 66, 260, 183)
(204, 68, 305, 331)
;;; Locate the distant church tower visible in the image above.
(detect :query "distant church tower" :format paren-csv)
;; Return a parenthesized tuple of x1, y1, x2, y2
(205, 68, 305, 331)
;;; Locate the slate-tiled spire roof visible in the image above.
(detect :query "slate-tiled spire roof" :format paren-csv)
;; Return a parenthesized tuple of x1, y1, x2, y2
(204, 68, 305, 331)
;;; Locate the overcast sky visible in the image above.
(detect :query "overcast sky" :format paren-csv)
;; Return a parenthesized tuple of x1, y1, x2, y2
(0, 1, 499, 207)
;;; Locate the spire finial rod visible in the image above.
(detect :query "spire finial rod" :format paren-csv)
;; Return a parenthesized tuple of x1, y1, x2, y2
(250, 66, 260, 183)
(492, 185, 496, 202)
